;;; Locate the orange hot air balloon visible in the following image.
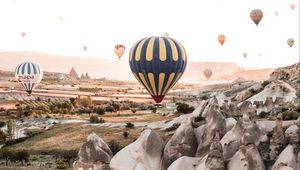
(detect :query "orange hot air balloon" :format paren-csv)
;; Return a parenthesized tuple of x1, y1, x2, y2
(250, 9, 263, 26)
(83, 45, 88, 51)
(21, 32, 26, 38)
(114, 44, 125, 60)
(243, 52, 247, 58)
(218, 35, 226, 46)
(290, 4, 295, 10)
(203, 68, 212, 79)
(163, 33, 170, 37)
(274, 11, 279, 16)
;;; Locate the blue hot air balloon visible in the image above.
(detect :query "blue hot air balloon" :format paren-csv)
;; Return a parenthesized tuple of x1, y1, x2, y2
(15, 62, 43, 95)
(129, 36, 187, 103)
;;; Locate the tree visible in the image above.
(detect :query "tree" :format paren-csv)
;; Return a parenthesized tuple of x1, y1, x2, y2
(0, 129, 6, 144)
(7, 119, 16, 139)
(0, 148, 15, 166)
(15, 150, 30, 165)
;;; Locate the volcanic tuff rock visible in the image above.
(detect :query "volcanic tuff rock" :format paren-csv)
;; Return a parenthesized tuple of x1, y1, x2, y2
(110, 129, 165, 170)
(73, 132, 113, 170)
(162, 118, 198, 169)
(69, 67, 79, 79)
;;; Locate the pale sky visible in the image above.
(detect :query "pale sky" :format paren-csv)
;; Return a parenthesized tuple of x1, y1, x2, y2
(0, 0, 299, 69)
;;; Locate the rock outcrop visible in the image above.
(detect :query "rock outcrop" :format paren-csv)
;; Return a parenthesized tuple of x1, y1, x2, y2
(110, 129, 165, 170)
(69, 67, 79, 79)
(162, 118, 198, 169)
(272, 145, 297, 170)
(73, 132, 113, 170)
(196, 98, 226, 158)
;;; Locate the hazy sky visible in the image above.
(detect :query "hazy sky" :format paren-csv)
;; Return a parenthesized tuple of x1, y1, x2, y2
(0, 0, 299, 69)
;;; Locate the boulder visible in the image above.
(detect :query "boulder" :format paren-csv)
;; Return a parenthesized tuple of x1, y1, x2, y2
(227, 144, 265, 170)
(162, 118, 198, 169)
(284, 125, 299, 144)
(272, 145, 297, 170)
(110, 129, 165, 170)
(73, 132, 113, 170)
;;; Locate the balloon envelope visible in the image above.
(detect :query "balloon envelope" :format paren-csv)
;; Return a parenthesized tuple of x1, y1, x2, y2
(83, 45, 88, 51)
(291, 4, 295, 10)
(15, 62, 43, 94)
(21, 32, 26, 38)
(218, 35, 226, 46)
(287, 38, 295, 47)
(250, 9, 263, 26)
(129, 36, 187, 103)
(203, 68, 212, 79)
(114, 44, 125, 59)
(243, 53, 247, 58)
(163, 33, 170, 37)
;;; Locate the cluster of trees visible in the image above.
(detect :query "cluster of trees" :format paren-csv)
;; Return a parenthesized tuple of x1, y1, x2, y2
(0, 149, 30, 166)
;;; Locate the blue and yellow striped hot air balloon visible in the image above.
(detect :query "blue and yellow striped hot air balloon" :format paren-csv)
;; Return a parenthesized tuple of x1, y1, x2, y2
(15, 62, 43, 95)
(129, 36, 187, 103)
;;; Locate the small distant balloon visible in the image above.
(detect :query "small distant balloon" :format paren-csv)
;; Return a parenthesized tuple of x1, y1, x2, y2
(290, 4, 295, 10)
(203, 68, 212, 79)
(21, 32, 26, 38)
(259, 52, 262, 57)
(218, 35, 226, 46)
(243, 53, 247, 58)
(114, 44, 125, 60)
(163, 33, 170, 37)
(250, 9, 263, 26)
(274, 11, 279, 16)
(83, 45, 88, 51)
(59, 16, 64, 21)
(287, 38, 295, 47)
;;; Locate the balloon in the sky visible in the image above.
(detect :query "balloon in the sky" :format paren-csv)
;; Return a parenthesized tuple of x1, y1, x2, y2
(274, 11, 279, 16)
(250, 9, 263, 26)
(21, 32, 26, 38)
(290, 4, 295, 10)
(218, 35, 226, 46)
(163, 33, 170, 37)
(287, 38, 295, 47)
(15, 62, 43, 95)
(203, 68, 212, 79)
(259, 52, 263, 57)
(114, 44, 125, 60)
(129, 36, 187, 103)
(59, 16, 64, 21)
(243, 52, 247, 58)
(83, 45, 88, 51)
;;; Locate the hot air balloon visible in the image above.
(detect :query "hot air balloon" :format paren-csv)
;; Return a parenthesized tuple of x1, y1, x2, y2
(218, 35, 226, 46)
(21, 32, 26, 38)
(83, 45, 88, 51)
(129, 36, 187, 103)
(287, 38, 295, 47)
(15, 62, 43, 95)
(290, 4, 295, 10)
(114, 44, 125, 60)
(203, 68, 212, 79)
(243, 53, 247, 58)
(163, 33, 170, 37)
(274, 11, 279, 16)
(250, 9, 263, 26)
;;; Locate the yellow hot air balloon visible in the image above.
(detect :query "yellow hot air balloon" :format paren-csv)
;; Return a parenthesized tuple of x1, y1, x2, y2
(287, 38, 295, 47)
(250, 9, 263, 26)
(243, 53, 247, 58)
(163, 33, 170, 37)
(21, 32, 26, 38)
(290, 4, 295, 10)
(114, 44, 125, 60)
(83, 45, 88, 51)
(218, 35, 226, 46)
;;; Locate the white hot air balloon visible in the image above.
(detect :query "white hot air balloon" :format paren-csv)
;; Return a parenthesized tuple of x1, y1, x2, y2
(15, 62, 43, 95)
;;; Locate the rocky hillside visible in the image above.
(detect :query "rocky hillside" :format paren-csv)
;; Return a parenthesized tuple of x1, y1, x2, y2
(72, 62, 300, 170)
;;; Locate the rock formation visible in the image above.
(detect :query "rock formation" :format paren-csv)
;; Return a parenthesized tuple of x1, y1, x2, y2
(272, 145, 297, 170)
(162, 118, 198, 169)
(110, 129, 165, 170)
(69, 67, 79, 79)
(73, 132, 113, 170)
